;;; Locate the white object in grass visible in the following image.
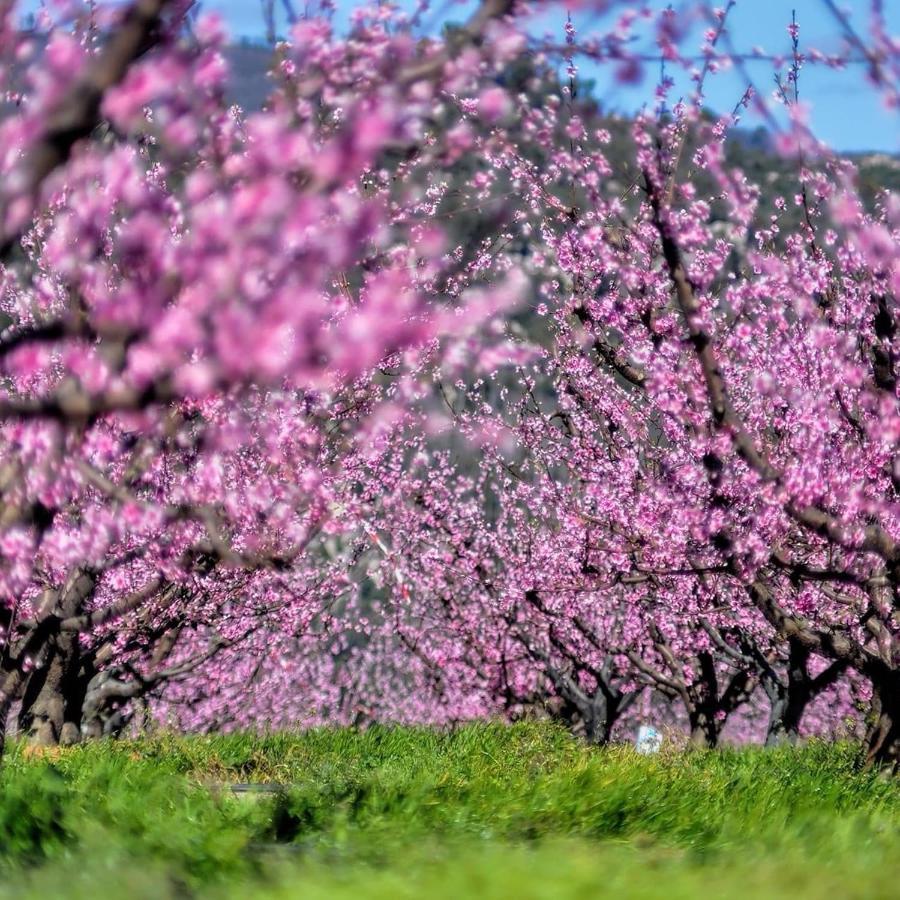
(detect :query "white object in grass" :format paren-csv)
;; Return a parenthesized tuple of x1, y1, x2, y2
(635, 724, 662, 754)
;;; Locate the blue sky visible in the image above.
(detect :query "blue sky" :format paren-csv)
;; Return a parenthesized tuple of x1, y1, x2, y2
(23, 1, 900, 151)
(202, 0, 899, 152)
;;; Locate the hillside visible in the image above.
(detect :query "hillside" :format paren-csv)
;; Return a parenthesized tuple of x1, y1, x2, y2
(223, 41, 900, 209)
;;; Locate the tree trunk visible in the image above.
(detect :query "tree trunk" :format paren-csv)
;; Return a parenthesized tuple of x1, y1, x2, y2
(765, 640, 848, 748)
(782, 639, 816, 744)
(780, 693, 808, 745)
(688, 707, 720, 748)
(19, 627, 86, 746)
(764, 690, 790, 747)
(765, 640, 809, 747)
(686, 654, 721, 749)
(81, 669, 138, 739)
(582, 694, 615, 746)
(0, 696, 10, 760)
(866, 671, 900, 770)
(19, 569, 95, 746)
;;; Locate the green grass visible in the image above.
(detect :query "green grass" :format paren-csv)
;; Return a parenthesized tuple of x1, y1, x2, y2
(0, 723, 898, 898)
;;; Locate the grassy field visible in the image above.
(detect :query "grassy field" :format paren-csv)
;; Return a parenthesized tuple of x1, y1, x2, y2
(0, 724, 898, 898)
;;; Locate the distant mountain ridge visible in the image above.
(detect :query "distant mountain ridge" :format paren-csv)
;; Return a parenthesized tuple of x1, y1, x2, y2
(222, 41, 898, 176)
(224, 42, 274, 111)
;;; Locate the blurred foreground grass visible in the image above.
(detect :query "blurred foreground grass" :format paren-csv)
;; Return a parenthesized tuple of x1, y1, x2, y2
(1, 723, 898, 898)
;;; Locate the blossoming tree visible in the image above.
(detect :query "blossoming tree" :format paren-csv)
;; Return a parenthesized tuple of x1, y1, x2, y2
(310, 2, 898, 764)
(0, 0, 531, 750)
(0, 0, 896, 769)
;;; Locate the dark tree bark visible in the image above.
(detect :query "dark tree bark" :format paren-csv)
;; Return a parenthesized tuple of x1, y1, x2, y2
(630, 632, 757, 750)
(559, 663, 640, 746)
(687, 654, 755, 749)
(763, 638, 848, 747)
(18, 569, 96, 746)
(866, 667, 900, 770)
(514, 620, 640, 746)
